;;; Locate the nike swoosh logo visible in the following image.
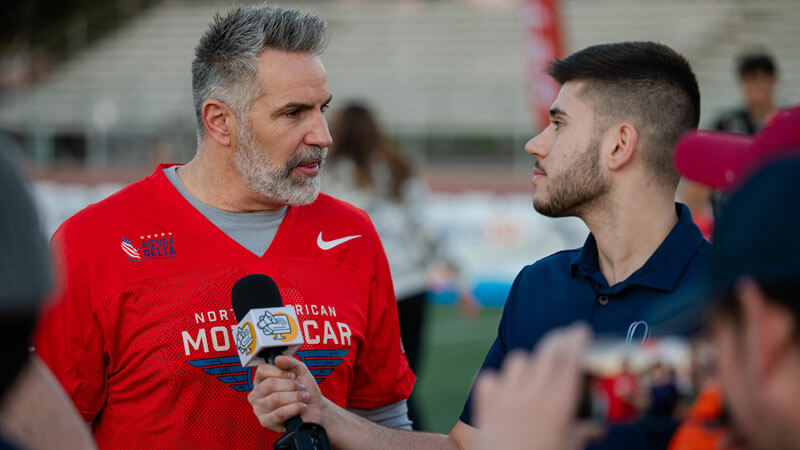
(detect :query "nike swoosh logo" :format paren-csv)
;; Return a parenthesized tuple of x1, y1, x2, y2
(317, 232, 362, 250)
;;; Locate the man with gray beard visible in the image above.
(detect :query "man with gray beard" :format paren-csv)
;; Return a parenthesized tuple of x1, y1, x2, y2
(33, 4, 414, 449)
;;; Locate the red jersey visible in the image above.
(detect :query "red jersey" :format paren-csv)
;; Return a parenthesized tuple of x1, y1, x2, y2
(34, 165, 415, 449)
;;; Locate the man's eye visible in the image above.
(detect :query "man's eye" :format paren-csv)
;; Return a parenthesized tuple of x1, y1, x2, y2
(552, 120, 563, 130)
(286, 109, 300, 118)
(321, 104, 330, 113)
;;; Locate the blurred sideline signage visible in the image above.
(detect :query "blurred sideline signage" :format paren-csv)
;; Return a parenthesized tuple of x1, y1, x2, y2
(523, 0, 565, 129)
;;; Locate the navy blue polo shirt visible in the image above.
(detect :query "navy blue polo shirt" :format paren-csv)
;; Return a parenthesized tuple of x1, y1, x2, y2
(459, 203, 710, 426)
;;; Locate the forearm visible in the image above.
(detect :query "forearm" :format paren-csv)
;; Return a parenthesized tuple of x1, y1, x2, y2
(321, 398, 460, 450)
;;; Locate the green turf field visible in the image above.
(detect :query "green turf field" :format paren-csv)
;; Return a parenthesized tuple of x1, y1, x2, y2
(414, 304, 504, 433)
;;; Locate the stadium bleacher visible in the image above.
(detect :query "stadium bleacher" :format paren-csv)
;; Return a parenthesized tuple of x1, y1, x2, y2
(0, 0, 798, 171)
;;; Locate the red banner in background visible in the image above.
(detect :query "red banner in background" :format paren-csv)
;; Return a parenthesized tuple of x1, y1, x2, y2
(523, 0, 565, 130)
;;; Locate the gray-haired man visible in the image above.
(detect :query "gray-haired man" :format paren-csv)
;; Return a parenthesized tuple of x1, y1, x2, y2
(34, 4, 414, 448)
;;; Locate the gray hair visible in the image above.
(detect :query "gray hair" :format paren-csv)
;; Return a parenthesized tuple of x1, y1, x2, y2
(191, 3, 329, 139)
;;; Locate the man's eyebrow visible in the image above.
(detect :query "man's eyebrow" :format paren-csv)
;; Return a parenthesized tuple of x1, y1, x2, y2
(549, 107, 568, 118)
(278, 94, 333, 112)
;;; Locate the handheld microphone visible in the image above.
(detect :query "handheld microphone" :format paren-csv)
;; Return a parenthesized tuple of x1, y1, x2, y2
(231, 274, 331, 450)
(231, 274, 303, 367)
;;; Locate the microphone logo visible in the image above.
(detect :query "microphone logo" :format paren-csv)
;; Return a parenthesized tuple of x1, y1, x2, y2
(257, 311, 299, 342)
(235, 322, 257, 355)
(232, 305, 304, 366)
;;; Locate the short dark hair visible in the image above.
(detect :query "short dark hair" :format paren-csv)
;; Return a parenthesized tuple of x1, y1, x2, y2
(192, 4, 329, 139)
(547, 41, 700, 189)
(737, 53, 777, 79)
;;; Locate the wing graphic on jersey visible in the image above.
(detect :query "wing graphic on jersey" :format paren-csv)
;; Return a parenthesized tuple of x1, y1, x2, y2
(295, 350, 349, 384)
(188, 351, 348, 390)
(187, 356, 255, 392)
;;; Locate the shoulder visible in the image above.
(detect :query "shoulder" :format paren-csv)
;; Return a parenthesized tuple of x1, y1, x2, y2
(289, 193, 385, 260)
(684, 238, 712, 277)
(519, 247, 581, 278)
(504, 247, 582, 302)
(54, 175, 157, 244)
(697, 238, 712, 258)
(299, 193, 374, 230)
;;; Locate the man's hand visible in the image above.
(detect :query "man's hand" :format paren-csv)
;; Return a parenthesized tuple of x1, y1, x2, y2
(247, 355, 325, 432)
(474, 323, 603, 450)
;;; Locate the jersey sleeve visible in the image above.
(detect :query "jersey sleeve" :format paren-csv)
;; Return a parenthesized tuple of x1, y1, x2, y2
(346, 227, 416, 409)
(33, 221, 108, 421)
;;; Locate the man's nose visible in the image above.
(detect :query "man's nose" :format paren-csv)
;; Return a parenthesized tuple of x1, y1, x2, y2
(306, 113, 333, 148)
(525, 128, 551, 159)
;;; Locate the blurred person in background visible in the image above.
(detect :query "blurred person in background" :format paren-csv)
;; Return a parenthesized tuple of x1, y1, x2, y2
(666, 103, 800, 450)
(601, 359, 641, 425)
(696, 157, 800, 450)
(33, 4, 415, 449)
(645, 363, 681, 419)
(713, 52, 779, 135)
(248, 40, 707, 450)
(0, 148, 95, 449)
(685, 51, 782, 227)
(679, 52, 780, 236)
(324, 102, 478, 430)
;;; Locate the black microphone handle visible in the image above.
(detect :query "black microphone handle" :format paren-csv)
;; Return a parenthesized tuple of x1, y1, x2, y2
(259, 347, 288, 365)
(284, 416, 304, 434)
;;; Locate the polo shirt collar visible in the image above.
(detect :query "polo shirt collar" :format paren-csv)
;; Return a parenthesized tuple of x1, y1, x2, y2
(570, 203, 704, 292)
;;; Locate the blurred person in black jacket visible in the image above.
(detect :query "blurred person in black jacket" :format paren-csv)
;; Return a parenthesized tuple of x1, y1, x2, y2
(0, 146, 95, 449)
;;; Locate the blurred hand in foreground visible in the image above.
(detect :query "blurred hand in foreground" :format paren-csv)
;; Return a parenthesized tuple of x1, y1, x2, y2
(474, 323, 603, 450)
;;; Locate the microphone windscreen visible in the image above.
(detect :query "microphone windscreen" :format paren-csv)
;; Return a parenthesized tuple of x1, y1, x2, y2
(231, 274, 283, 322)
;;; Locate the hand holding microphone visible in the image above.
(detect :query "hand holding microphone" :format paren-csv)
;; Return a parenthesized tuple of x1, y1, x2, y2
(232, 274, 331, 450)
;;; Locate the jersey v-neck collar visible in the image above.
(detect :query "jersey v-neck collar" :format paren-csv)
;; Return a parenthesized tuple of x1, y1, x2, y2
(147, 164, 298, 260)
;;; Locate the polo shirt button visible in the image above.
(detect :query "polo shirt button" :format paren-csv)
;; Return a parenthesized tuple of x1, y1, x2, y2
(597, 295, 609, 305)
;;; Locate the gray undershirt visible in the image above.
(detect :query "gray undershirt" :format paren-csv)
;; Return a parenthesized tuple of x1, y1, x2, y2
(164, 165, 285, 256)
(164, 165, 412, 430)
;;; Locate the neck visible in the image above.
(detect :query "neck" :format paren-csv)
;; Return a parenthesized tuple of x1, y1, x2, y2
(580, 184, 678, 287)
(178, 144, 285, 213)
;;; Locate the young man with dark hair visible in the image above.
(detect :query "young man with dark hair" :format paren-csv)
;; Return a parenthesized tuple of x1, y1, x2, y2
(470, 107, 800, 450)
(249, 41, 709, 449)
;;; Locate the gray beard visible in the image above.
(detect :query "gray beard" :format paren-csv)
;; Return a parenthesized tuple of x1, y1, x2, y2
(235, 123, 327, 206)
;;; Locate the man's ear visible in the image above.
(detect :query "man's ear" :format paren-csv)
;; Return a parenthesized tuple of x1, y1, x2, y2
(201, 99, 235, 147)
(606, 122, 639, 171)
(737, 277, 794, 382)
